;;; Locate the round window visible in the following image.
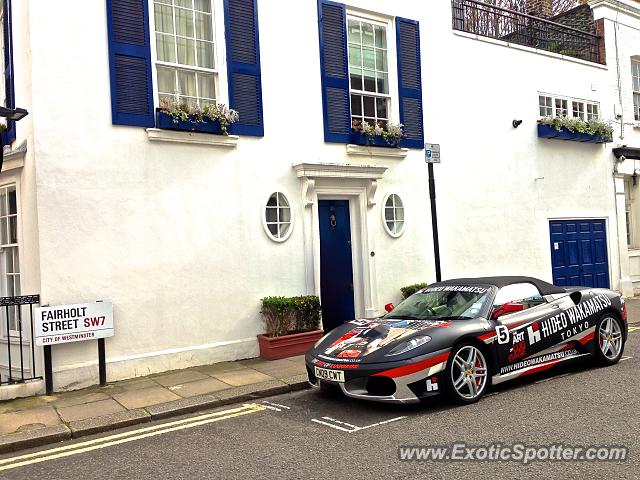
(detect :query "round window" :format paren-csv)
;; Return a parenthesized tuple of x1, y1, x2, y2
(263, 192, 293, 242)
(383, 193, 405, 237)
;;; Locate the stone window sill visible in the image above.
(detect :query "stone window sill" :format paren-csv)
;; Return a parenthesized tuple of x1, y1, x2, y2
(346, 144, 408, 158)
(146, 128, 239, 147)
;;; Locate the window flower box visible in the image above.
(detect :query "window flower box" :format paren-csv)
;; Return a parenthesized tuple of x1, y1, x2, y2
(537, 124, 611, 144)
(155, 110, 223, 135)
(349, 131, 399, 148)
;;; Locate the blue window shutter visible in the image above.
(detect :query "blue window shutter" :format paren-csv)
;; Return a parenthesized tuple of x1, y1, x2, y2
(106, 0, 154, 127)
(318, 0, 350, 144)
(224, 0, 263, 137)
(396, 17, 424, 149)
(1, 0, 15, 145)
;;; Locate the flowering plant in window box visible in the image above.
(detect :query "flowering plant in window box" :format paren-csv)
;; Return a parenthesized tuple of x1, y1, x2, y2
(156, 97, 239, 135)
(537, 116, 613, 144)
(350, 120, 405, 147)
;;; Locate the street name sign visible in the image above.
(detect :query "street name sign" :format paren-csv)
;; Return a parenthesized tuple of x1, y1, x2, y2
(35, 301, 114, 346)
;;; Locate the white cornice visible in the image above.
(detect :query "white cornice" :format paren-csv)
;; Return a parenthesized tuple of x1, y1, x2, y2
(589, 0, 640, 20)
(293, 162, 388, 207)
(293, 162, 388, 180)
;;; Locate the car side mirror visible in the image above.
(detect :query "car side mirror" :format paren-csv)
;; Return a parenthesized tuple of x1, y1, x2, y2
(491, 302, 524, 320)
(384, 303, 395, 313)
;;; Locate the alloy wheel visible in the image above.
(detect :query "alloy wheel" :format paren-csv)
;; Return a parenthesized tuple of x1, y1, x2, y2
(598, 317, 623, 360)
(451, 345, 488, 400)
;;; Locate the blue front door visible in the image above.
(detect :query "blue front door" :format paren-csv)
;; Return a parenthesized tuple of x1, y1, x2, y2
(319, 200, 355, 331)
(549, 219, 610, 288)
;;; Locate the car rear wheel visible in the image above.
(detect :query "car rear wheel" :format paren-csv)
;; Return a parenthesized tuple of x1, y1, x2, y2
(445, 343, 489, 404)
(595, 314, 624, 366)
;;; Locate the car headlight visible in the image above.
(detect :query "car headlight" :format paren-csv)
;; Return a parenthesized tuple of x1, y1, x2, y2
(385, 335, 432, 356)
(313, 331, 333, 348)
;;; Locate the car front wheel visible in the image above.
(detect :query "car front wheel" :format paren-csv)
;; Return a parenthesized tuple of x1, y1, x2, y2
(445, 343, 489, 405)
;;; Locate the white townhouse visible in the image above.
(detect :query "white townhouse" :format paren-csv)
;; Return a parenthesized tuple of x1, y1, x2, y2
(590, 0, 640, 294)
(0, 0, 631, 395)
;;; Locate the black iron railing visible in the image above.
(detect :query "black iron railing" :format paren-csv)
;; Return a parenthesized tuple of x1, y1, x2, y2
(0, 294, 41, 385)
(452, 0, 602, 64)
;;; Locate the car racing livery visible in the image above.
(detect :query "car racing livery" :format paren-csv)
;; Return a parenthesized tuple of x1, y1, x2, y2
(305, 276, 628, 405)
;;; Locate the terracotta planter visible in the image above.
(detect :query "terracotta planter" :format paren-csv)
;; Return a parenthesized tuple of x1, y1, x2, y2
(257, 329, 324, 360)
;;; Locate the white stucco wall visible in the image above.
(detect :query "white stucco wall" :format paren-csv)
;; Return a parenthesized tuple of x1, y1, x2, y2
(22, 0, 436, 390)
(3, 0, 627, 391)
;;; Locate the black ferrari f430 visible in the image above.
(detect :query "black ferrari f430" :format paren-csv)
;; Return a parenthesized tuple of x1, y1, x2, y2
(305, 276, 628, 404)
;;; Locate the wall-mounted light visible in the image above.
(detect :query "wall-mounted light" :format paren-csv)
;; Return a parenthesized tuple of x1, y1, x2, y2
(512, 119, 523, 128)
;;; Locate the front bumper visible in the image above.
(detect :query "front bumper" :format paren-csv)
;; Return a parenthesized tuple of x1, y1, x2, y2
(305, 348, 451, 404)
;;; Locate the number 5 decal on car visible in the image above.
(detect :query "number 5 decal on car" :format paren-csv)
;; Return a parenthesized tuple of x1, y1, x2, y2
(496, 325, 510, 344)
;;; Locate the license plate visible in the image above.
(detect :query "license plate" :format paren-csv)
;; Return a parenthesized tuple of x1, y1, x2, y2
(314, 366, 345, 383)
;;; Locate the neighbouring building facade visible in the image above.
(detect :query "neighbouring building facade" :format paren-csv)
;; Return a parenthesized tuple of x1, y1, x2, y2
(590, 0, 640, 294)
(0, 0, 636, 395)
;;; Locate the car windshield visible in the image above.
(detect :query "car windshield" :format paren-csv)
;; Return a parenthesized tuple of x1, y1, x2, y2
(383, 286, 490, 320)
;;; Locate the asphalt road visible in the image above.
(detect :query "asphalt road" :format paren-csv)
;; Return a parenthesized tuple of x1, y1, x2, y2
(1, 326, 639, 480)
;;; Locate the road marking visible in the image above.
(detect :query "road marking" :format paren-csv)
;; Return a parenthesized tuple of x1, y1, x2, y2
(311, 418, 354, 433)
(262, 401, 290, 410)
(261, 405, 281, 412)
(354, 416, 407, 432)
(311, 415, 406, 434)
(0, 404, 265, 472)
(628, 326, 639, 333)
(620, 355, 633, 362)
(321, 416, 358, 428)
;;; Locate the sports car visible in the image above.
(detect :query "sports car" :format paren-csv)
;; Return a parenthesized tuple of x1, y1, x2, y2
(305, 276, 628, 404)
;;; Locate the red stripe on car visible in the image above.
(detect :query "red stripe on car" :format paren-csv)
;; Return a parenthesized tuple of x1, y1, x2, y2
(578, 332, 595, 345)
(372, 352, 450, 379)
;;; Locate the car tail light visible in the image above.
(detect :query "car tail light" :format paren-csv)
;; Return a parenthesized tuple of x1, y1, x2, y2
(622, 302, 627, 322)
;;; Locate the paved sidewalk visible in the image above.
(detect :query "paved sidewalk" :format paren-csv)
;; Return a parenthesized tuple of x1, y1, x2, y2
(626, 297, 640, 325)
(0, 355, 308, 454)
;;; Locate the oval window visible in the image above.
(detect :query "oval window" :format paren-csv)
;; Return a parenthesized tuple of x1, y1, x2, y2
(263, 192, 293, 242)
(383, 193, 405, 237)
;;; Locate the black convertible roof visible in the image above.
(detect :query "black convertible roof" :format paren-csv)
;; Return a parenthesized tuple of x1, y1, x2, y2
(438, 276, 566, 295)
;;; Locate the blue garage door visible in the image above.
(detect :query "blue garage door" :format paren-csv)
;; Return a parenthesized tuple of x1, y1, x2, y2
(549, 219, 610, 288)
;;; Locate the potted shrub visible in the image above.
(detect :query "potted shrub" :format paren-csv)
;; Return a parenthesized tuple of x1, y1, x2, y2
(400, 282, 428, 299)
(257, 296, 324, 360)
(537, 116, 613, 144)
(350, 119, 405, 147)
(156, 97, 239, 135)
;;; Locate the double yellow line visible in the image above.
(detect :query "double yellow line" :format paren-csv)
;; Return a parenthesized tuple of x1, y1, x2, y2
(0, 403, 265, 472)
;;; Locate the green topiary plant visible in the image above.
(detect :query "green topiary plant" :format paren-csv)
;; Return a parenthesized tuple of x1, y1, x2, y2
(260, 295, 322, 337)
(292, 295, 322, 332)
(260, 296, 296, 337)
(400, 283, 428, 299)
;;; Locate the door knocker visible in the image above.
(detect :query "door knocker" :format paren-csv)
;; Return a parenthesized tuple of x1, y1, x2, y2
(329, 214, 337, 230)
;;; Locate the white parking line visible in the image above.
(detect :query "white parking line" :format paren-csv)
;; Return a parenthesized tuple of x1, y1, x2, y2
(620, 355, 633, 362)
(311, 415, 406, 434)
(261, 404, 281, 412)
(262, 401, 291, 410)
(321, 416, 358, 428)
(311, 418, 354, 433)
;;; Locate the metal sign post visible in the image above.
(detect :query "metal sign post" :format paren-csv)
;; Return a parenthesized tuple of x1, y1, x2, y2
(425, 144, 442, 282)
